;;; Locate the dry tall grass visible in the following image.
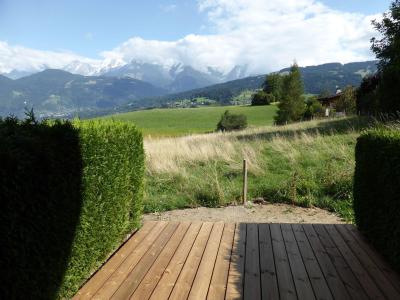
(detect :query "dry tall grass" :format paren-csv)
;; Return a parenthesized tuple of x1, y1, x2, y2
(143, 116, 371, 221)
(144, 117, 358, 175)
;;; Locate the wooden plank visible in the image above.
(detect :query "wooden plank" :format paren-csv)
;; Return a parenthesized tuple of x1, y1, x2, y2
(92, 221, 168, 299)
(242, 159, 248, 204)
(270, 223, 297, 300)
(258, 223, 279, 300)
(244, 223, 261, 300)
(323, 224, 385, 300)
(226, 223, 246, 300)
(345, 224, 400, 293)
(207, 223, 236, 300)
(112, 222, 179, 299)
(313, 224, 366, 300)
(169, 222, 214, 300)
(129, 222, 191, 300)
(74, 222, 156, 299)
(281, 224, 315, 300)
(291, 224, 333, 300)
(189, 222, 225, 299)
(149, 222, 202, 300)
(302, 224, 350, 300)
(335, 224, 400, 300)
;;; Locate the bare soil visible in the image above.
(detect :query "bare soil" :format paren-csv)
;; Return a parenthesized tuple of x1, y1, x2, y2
(143, 203, 346, 224)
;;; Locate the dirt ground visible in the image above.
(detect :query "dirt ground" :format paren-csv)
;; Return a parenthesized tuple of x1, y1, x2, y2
(143, 203, 346, 224)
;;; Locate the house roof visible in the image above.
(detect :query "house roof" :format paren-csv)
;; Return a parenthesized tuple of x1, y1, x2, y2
(318, 93, 341, 103)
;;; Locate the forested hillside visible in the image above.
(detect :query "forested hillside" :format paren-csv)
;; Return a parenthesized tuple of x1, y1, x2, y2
(149, 61, 377, 106)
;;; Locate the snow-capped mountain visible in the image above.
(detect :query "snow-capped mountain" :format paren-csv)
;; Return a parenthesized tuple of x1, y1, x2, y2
(62, 60, 100, 76)
(1, 59, 249, 93)
(100, 61, 249, 92)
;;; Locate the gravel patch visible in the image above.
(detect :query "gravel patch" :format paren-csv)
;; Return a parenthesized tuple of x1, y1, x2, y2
(143, 203, 346, 224)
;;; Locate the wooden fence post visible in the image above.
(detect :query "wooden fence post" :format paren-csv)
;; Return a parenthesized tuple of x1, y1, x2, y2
(242, 159, 248, 205)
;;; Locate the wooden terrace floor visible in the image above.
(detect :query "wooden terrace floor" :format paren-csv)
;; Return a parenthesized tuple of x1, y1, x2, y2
(74, 222, 400, 299)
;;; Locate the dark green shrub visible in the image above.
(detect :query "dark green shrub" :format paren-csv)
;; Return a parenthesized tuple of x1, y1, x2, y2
(356, 74, 380, 114)
(335, 86, 357, 114)
(0, 117, 144, 298)
(251, 91, 274, 106)
(354, 127, 400, 272)
(303, 96, 323, 120)
(217, 110, 247, 131)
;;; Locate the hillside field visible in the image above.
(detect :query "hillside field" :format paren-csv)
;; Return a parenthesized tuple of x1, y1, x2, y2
(99, 104, 278, 136)
(143, 117, 374, 222)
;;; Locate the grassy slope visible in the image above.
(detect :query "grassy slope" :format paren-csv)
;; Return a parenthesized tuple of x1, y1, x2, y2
(144, 117, 373, 222)
(99, 104, 278, 137)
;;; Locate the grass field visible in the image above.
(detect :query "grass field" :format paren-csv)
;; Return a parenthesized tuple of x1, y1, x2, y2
(143, 117, 374, 222)
(100, 104, 278, 136)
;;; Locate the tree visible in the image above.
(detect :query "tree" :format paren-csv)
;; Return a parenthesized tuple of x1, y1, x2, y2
(356, 74, 381, 114)
(318, 89, 331, 98)
(303, 96, 323, 120)
(262, 73, 283, 101)
(275, 63, 305, 124)
(336, 86, 357, 114)
(251, 91, 274, 106)
(216, 110, 247, 131)
(370, 0, 400, 113)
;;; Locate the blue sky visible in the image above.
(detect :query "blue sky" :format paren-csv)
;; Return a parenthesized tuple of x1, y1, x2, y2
(0, 0, 207, 57)
(321, 0, 392, 14)
(0, 0, 392, 58)
(0, 0, 394, 74)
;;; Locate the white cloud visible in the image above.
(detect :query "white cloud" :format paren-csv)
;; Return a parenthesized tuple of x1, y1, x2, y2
(101, 0, 379, 74)
(0, 41, 100, 74)
(0, 0, 381, 76)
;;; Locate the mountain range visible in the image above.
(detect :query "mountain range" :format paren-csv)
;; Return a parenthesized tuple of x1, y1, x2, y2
(0, 69, 166, 118)
(1, 60, 248, 94)
(145, 61, 378, 107)
(0, 60, 377, 118)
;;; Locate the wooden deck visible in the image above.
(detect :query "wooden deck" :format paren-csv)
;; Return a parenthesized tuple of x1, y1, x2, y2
(74, 222, 400, 299)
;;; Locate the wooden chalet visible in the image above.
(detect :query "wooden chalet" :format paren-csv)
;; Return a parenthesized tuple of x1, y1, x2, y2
(318, 93, 341, 108)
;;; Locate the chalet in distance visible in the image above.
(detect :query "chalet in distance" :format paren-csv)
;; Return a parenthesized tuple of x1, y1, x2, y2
(318, 88, 342, 116)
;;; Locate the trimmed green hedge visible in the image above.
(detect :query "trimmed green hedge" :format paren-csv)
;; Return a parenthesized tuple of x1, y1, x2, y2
(354, 127, 400, 272)
(0, 117, 144, 299)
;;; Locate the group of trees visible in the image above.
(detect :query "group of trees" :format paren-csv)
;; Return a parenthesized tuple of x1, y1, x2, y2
(274, 64, 308, 124)
(251, 63, 308, 124)
(255, 62, 326, 124)
(336, 86, 357, 113)
(357, 0, 400, 115)
(251, 91, 275, 106)
(251, 73, 282, 106)
(256, 62, 358, 124)
(303, 96, 323, 120)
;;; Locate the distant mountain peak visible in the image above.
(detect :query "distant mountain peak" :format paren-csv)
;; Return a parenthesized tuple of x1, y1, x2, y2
(100, 61, 248, 93)
(0, 60, 378, 119)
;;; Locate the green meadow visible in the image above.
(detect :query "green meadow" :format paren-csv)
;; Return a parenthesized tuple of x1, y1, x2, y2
(99, 104, 278, 136)
(143, 117, 373, 222)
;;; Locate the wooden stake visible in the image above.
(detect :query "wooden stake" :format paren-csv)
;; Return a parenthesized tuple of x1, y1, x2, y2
(242, 159, 248, 205)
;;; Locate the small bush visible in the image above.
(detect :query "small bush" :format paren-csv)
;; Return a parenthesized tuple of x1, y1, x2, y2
(303, 96, 323, 120)
(251, 91, 274, 106)
(0, 117, 145, 298)
(354, 127, 400, 272)
(217, 110, 247, 131)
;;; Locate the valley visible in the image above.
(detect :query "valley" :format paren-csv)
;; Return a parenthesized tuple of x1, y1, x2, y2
(0, 60, 377, 119)
(99, 104, 278, 136)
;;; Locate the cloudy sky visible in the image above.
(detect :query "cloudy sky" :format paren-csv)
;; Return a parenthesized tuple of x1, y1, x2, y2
(0, 0, 393, 74)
